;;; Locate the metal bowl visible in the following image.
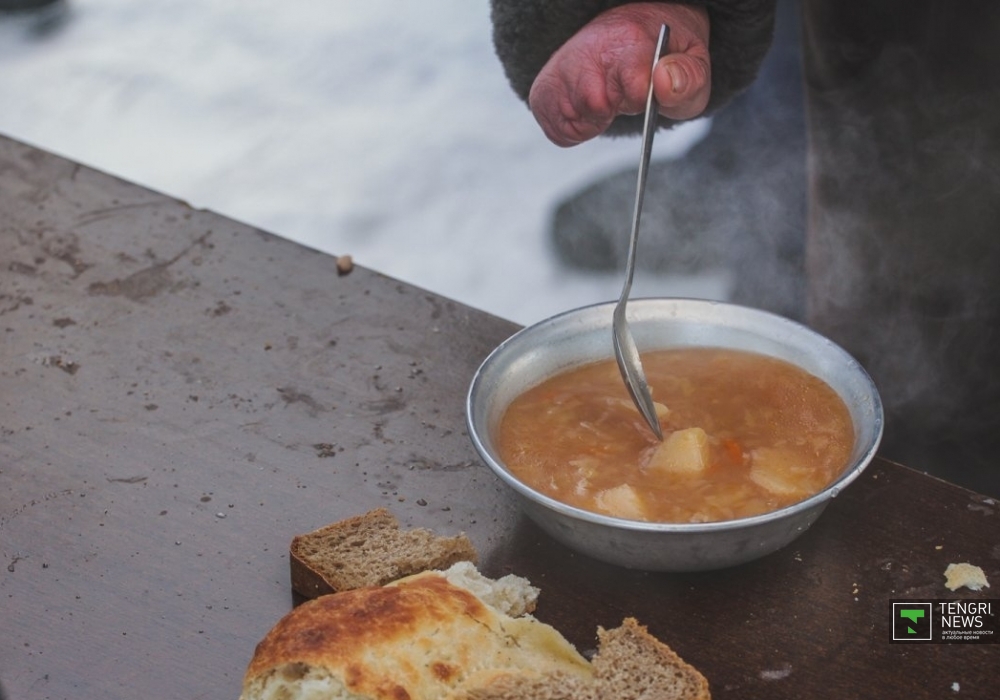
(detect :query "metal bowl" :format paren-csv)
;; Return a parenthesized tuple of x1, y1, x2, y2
(466, 298, 883, 572)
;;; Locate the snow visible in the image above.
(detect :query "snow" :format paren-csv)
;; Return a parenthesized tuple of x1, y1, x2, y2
(0, 0, 721, 325)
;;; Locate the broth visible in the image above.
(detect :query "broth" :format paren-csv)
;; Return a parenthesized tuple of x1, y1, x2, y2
(497, 347, 854, 523)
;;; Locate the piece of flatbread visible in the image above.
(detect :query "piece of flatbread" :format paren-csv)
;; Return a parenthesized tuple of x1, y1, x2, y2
(239, 566, 591, 700)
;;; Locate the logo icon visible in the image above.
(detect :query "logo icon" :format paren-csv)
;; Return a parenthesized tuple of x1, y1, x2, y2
(893, 602, 932, 641)
(900, 608, 925, 633)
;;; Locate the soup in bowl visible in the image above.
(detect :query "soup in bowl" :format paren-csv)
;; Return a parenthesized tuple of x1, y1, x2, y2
(466, 299, 883, 572)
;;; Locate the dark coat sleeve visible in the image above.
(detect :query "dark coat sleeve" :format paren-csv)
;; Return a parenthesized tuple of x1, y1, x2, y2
(489, 0, 777, 135)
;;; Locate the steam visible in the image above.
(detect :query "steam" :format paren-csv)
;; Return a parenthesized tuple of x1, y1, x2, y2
(550, 0, 1000, 495)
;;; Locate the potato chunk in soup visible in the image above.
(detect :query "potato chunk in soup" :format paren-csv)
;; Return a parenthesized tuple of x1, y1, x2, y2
(497, 348, 854, 523)
(594, 484, 649, 520)
(647, 427, 710, 476)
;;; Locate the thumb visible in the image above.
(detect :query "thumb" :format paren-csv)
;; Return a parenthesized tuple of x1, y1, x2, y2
(654, 53, 711, 121)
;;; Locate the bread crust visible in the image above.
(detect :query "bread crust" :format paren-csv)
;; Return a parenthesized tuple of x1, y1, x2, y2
(246, 576, 484, 693)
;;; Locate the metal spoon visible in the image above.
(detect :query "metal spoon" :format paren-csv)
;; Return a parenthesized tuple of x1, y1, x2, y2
(612, 23, 669, 441)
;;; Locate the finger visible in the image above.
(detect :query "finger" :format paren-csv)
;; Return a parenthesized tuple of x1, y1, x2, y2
(530, 95, 614, 147)
(529, 69, 616, 147)
(653, 53, 711, 121)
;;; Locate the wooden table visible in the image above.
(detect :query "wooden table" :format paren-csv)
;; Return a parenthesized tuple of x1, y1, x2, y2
(1, 134, 997, 699)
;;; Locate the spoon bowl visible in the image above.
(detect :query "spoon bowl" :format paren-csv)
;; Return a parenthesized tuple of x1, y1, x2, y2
(612, 302, 663, 439)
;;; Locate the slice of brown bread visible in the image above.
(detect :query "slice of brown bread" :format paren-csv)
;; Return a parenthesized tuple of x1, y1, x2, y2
(462, 617, 710, 700)
(289, 507, 478, 600)
(592, 617, 710, 700)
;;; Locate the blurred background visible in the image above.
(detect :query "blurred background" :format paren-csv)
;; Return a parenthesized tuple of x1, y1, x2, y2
(0, 0, 723, 326)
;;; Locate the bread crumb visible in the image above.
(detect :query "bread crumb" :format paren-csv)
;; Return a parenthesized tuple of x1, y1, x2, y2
(952, 681, 960, 692)
(336, 254, 354, 276)
(944, 562, 990, 592)
(759, 663, 793, 681)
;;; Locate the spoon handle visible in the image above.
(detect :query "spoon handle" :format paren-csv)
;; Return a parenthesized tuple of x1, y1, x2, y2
(619, 23, 670, 305)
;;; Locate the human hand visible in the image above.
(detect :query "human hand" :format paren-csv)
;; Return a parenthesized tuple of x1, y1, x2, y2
(528, 3, 711, 147)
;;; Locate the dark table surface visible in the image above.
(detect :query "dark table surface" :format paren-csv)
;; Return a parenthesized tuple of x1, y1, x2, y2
(1, 133, 998, 699)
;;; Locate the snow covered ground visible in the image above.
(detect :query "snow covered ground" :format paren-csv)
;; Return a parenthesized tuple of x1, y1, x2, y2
(0, 0, 723, 325)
